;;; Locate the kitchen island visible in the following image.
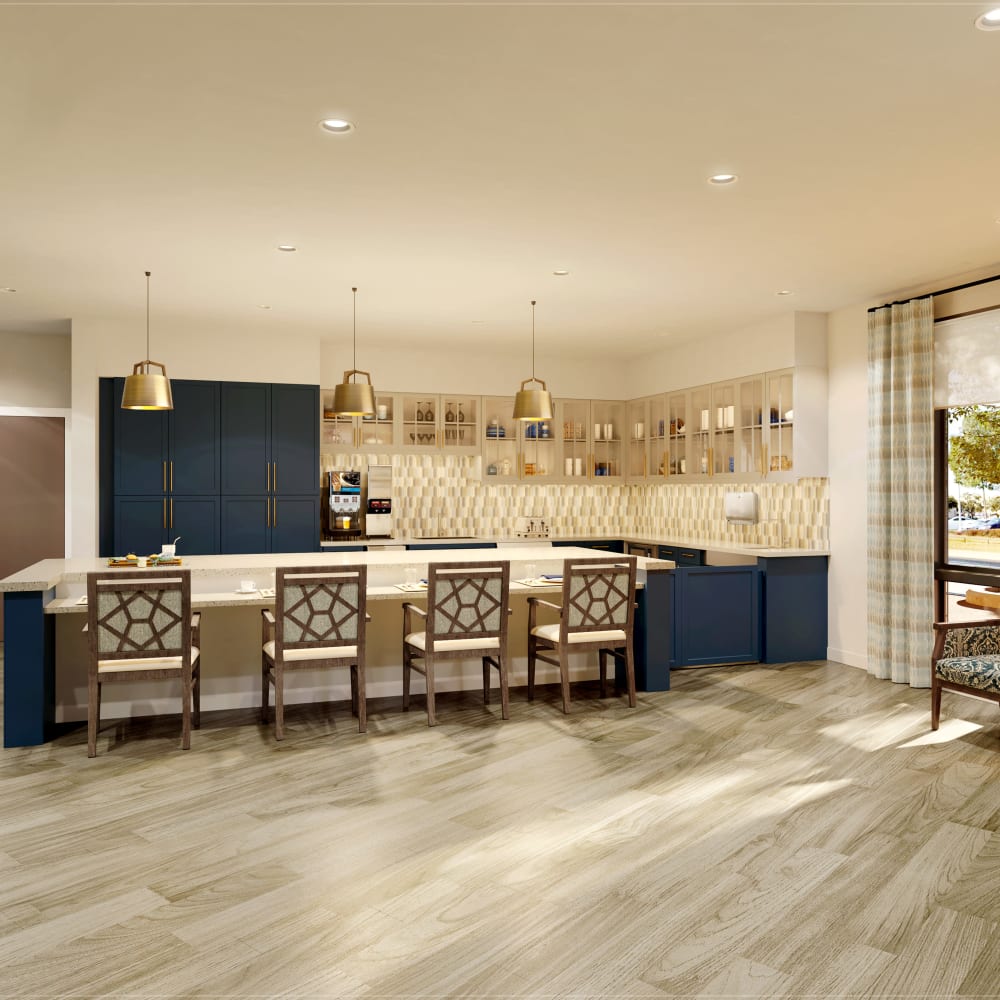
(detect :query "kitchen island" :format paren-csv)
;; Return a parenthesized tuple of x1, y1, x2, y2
(1, 546, 673, 747)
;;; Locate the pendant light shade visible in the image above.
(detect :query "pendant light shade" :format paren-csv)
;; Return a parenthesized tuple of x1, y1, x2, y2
(512, 299, 553, 421)
(332, 287, 377, 417)
(121, 271, 173, 410)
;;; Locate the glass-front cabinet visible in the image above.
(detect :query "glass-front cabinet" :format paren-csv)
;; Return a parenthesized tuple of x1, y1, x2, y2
(665, 391, 688, 477)
(398, 394, 479, 452)
(628, 397, 656, 479)
(737, 375, 765, 476)
(483, 396, 519, 480)
(559, 399, 590, 480)
(591, 400, 626, 480)
(764, 369, 794, 476)
(321, 391, 396, 450)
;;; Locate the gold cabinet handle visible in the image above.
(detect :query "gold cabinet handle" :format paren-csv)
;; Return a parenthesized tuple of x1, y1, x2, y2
(708, 446, 714, 477)
(272, 497, 277, 527)
(266, 463, 270, 491)
(169, 461, 173, 492)
(266, 497, 270, 528)
(162, 461, 167, 493)
(162, 498, 167, 529)
(273, 462, 277, 492)
(170, 498, 174, 529)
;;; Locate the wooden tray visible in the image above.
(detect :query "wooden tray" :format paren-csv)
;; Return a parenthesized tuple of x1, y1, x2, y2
(107, 558, 183, 567)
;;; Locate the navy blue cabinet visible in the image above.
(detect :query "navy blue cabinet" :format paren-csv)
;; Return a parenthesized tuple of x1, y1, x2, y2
(672, 565, 761, 667)
(759, 555, 828, 662)
(552, 539, 625, 553)
(219, 382, 319, 553)
(658, 544, 705, 566)
(110, 379, 221, 554)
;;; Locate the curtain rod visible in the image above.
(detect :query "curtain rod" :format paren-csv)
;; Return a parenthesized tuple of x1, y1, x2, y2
(868, 270, 1000, 313)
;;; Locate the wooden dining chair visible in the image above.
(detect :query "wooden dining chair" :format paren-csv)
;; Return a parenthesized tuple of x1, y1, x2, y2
(85, 568, 200, 757)
(261, 564, 369, 740)
(527, 556, 637, 714)
(931, 619, 1000, 730)
(402, 560, 511, 726)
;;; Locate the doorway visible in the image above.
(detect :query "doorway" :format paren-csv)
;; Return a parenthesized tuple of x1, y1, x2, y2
(0, 416, 66, 639)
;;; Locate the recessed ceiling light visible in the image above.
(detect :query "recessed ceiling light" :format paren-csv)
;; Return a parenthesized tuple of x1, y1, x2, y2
(553, 269, 570, 276)
(0, 287, 15, 293)
(319, 118, 355, 134)
(708, 173, 738, 185)
(257, 304, 272, 310)
(277, 245, 297, 252)
(975, 8, 1000, 29)
(776, 289, 794, 296)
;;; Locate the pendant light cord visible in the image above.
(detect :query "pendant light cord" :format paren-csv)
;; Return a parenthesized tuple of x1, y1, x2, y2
(352, 286, 358, 372)
(145, 270, 151, 361)
(531, 299, 537, 380)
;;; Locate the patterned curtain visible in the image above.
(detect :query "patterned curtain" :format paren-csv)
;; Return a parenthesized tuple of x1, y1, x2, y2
(867, 297, 934, 686)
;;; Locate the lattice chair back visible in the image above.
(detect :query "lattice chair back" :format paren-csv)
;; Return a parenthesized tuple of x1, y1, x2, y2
(275, 565, 367, 656)
(561, 557, 637, 638)
(426, 561, 510, 643)
(87, 570, 191, 667)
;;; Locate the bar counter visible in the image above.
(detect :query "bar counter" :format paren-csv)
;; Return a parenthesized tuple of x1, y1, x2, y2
(2, 547, 673, 747)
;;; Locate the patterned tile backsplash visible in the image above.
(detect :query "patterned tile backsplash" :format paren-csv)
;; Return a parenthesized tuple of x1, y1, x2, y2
(321, 452, 829, 548)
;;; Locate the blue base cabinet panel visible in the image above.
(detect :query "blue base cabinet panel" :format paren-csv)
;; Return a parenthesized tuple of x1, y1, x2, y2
(759, 556, 828, 662)
(3, 590, 55, 747)
(272, 497, 321, 553)
(631, 570, 673, 691)
(404, 541, 497, 551)
(673, 565, 762, 667)
(658, 544, 705, 566)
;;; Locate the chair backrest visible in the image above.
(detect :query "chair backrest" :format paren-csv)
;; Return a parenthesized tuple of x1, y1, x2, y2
(940, 625, 1000, 660)
(87, 569, 191, 669)
(274, 564, 367, 656)
(560, 556, 637, 639)
(426, 560, 510, 644)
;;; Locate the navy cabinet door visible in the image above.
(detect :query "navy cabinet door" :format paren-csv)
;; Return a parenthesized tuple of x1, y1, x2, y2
(114, 497, 166, 555)
(271, 384, 319, 496)
(169, 380, 220, 495)
(169, 497, 219, 555)
(220, 497, 269, 554)
(113, 379, 168, 496)
(674, 565, 761, 667)
(220, 383, 269, 495)
(271, 497, 319, 553)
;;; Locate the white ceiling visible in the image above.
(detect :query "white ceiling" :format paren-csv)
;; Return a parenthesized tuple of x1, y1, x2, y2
(2, 1, 1000, 358)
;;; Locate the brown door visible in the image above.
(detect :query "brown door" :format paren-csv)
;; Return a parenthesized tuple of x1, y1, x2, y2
(0, 416, 66, 639)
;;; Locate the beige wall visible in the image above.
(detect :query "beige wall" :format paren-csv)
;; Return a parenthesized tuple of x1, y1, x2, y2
(0, 331, 71, 408)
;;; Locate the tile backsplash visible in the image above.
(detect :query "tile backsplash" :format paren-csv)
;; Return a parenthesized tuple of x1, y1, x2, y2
(322, 452, 829, 548)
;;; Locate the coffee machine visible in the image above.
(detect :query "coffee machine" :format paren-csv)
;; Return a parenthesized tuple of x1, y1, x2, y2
(326, 469, 363, 540)
(365, 464, 393, 537)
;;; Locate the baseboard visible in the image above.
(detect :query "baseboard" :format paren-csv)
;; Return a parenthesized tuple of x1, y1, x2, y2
(827, 647, 867, 669)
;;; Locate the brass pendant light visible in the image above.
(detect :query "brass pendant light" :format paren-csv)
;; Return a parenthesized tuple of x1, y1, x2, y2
(121, 271, 173, 410)
(332, 286, 376, 417)
(512, 299, 553, 421)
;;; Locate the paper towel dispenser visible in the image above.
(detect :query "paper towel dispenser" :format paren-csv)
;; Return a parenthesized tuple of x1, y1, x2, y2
(724, 491, 758, 525)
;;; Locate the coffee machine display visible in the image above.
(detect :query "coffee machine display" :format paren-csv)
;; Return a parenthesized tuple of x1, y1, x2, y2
(327, 469, 362, 539)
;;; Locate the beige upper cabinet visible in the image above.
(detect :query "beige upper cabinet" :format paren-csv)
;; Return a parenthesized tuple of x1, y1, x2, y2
(398, 394, 480, 452)
(321, 390, 396, 451)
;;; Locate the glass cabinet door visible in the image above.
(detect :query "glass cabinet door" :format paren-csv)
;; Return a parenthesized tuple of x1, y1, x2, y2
(321, 391, 356, 450)
(558, 399, 590, 480)
(399, 394, 438, 450)
(357, 392, 396, 449)
(736, 376, 765, 476)
(689, 385, 713, 476)
(648, 394, 667, 478)
(666, 391, 688, 476)
(440, 396, 479, 451)
(483, 396, 518, 480)
(712, 382, 737, 476)
(591, 400, 625, 480)
(765, 369, 794, 476)
(519, 417, 557, 480)
(627, 399, 650, 479)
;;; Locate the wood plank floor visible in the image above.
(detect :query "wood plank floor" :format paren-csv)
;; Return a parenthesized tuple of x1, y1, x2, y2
(3, 653, 1000, 998)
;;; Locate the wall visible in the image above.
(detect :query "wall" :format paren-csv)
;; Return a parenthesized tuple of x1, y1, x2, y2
(0, 331, 71, 408)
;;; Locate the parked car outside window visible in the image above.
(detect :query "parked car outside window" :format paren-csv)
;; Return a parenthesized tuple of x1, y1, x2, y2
(947, 515, 984, 531)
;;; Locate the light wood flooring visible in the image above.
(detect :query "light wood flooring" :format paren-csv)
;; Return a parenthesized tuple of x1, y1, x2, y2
(4, 652, 1000, 998)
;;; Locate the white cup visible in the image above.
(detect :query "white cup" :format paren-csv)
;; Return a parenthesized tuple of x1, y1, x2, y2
(574, 457, 583, 476)
(160, 544, 175, 559)
(239, 580, 256, 594)
(377, 403, 389, 420)
(404, 566, 419, 585)
(137, 557, 147, 568)
(564, 457, 573, 476)
(604, 423, 613, 440)
(524, 563, 537, 581)
(593, 423, 602, 441)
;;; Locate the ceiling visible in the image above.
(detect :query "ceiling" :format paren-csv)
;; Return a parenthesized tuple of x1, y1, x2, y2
(2, 0, 1000, 359)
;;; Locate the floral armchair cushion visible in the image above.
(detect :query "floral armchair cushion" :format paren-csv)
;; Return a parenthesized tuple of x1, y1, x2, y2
(936, 625, 1000, 693)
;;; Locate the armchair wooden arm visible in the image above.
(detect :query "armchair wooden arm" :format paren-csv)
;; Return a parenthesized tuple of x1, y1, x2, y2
(527, 595, 563, 632)
(261, 608, 275, 644)
(402, 601, 427, 634)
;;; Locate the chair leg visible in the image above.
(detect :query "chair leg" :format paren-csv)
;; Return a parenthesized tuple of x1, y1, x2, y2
(624, 643, 636, 708)
(355, 662, 367, 734)
(402, 645, 412, 711)
(931, 674, 942, 731)
(87, 674, 99, 758)
(193, 665, 202, 729)
(425, 655, 437, 727)
(559, 647, 571, 714)
(527, 637, 536, 701)
(599, 649, 608, 698)
(350, 664, 359, 717)
(181, 671, 192, 751)
(274, 665, 285, 741)
(499, 656, 510, 721)
(261, 654, 270, 724)
(482, 657, 491, 705)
